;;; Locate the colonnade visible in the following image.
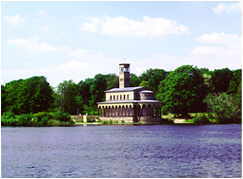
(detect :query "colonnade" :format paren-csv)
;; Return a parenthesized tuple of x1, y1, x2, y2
(98, 104, 161, 118)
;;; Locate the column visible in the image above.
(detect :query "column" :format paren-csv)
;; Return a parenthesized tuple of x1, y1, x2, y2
(100, 108, 102, 117)
(103, 108, 105, 117)
(128, 106, 131, 117)
(122, 107, 125, 117)
(111, 108, 114, 117)
(108, 108, 111, 117)
(116, 107, 118, 117)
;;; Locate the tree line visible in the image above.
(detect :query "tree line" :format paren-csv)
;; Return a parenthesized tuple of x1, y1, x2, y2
(1, 65, 241, 123)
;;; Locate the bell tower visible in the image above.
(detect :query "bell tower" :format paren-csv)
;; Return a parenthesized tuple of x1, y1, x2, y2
(119, 63, 130, 88)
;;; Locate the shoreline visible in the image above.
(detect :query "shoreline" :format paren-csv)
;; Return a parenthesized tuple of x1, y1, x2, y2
(2, 121, 240, 127)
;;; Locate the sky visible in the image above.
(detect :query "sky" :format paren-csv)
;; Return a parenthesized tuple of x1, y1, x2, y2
(2, 1, 241, 87)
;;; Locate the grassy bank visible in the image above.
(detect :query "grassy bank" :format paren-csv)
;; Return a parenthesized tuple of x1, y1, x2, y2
(162, 112, 241, 125)
(2, 112, 240, 127)
(1, 112, 75, 127)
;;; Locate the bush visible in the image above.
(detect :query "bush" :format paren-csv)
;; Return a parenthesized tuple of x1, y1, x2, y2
(33, 112, 52, 121)
(47, 119, 74, 126)
(1, 112, 18, 126)
(205, 93, 241, 123)
(37, 116, 49, 126)
(2, 112, 15, 119)
(1, 111, 73, 126)
(47, 120, 61, 126)
(15, 113, 33, 126)
(49, 111, 71, 122)
(191, 113, 216, 124)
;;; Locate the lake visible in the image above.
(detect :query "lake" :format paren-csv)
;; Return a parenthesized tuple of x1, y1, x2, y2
(1, 124, 241, 177)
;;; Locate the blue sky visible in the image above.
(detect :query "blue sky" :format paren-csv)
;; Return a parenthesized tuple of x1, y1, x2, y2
(2, 1, 241, 87)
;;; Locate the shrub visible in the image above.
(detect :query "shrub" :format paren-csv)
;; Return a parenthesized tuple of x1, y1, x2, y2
(33, 112, 52, 121)
(47, 120, 61, 126)
(16, 113, 33, 126)
(205, 93, 241, 123)
(192, 113, 215, 124)
(49, 111, 71, 122)
(2, 112, 15, 119)
(38, 116, 49, 126)
(2, 111, 73, 126)
(1, 112, 18, 126)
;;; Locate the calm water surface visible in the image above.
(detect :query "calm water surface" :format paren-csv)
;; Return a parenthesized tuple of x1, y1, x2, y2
(2, 124, 241, 178)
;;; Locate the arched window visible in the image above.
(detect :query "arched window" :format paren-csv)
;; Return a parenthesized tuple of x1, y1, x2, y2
(110, 96, 112, 101)
(124, 95, 126, 100)
(120, 95, 122, 100)
(127, 94, 129, 100)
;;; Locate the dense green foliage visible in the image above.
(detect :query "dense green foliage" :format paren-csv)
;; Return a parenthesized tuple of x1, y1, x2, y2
(1, 111, 74, 126)
(130, 73, 141, 87)
(139, 69, 168, 94)
(228, 69, 241, 94)
(205, 93, 241, 123)
(56, 80, 82, 114)
(77, 74, 118, 114)
(1, 65, 241, 125)
(156, 65, 207, 116)
(191, 113, 217, 124)
(210, 68, 233, 93)
(1, 76, 53, 114)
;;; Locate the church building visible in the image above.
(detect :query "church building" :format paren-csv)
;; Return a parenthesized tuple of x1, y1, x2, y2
(97, 63, 161, 123)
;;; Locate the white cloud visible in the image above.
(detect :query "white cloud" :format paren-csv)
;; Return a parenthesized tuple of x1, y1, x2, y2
(80, 16, 189, 38)
(196, 32, 240, 46)
(193, 32, 240, 55)
(2, 55, 118, 87)
(5, 14, 25, 25)
(68, 49, 89, 58)
(190, 32, 240, 69)
(37, 10, 48, 16)
(212, 3, 240, 15)
(7, 38, 95, 58)
(191, 46, 226, 56)
(40, 25, 49, 32)
(8, 38, 57, 52)
(4, 32, 241, 87)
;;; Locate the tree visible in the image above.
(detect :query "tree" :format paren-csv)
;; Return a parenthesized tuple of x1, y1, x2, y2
(25, 76, 54, 113)
(209, 68, 233, 94)
(199, 68, 213, 88)
(57, 80, 82, 114)
(79, 79, 92, 106)
(139, 69, 167, 94)
(104, 74, 118, 90)
(88, 74, 107, 107)
(2, 76, 54, 114)
(139, 80, 149, 89)
(157, 65, 207, 116)
(205, 92, 241, 123)
(130, 73, 141, 87)
(1, 85, 6, 114)
(228, 69, 241, 94)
